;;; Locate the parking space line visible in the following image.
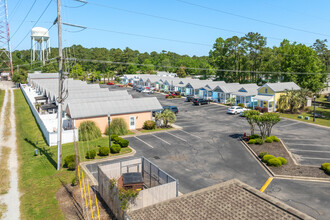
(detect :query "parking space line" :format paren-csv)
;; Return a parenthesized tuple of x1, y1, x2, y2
(300, 156, 330, 160)
(291, 149, 330, 153)
(287, 144, 329, 147)
(151, 134, 171, 145)
(279, 122, 301, 128)
(179, 130, 201, 139)
(260, 177, 273, 193)
(134, 136, 154, 148)
(165, 132, 187, 142)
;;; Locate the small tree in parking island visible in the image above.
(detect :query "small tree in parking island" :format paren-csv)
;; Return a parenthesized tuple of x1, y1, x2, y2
(253, 113, 281, 139)
(155, 109, 176, 127)
(245, 110, 260, 135)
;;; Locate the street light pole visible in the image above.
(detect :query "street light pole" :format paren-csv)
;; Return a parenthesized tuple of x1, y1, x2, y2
(313, 95, 316, 122)
(108, 114, 111, 149)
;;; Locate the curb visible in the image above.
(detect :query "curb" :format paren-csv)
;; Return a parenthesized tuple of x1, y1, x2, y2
(121, 124, 183, 138)
(240, 138, 330, 183)
(279, 138, 300, 166)
(80, 147, 137, 186)
(240, 138, 275, 177)
(281, 116, 330, 130)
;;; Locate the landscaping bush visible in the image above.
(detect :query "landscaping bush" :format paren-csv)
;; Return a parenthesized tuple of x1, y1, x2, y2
(68, 162, 76, 170)
(113, 136, 124, 144)
(255, 138, 264, 145)
(265, 137, 273, 143)
(143, 120, 156, 130)
(321, 163, 330, 170)
(249, 134, 260, 139)
(270, 136, 280, 142)
(110, 144, 121, 154)
(177, 95, 182, 98)
(326, 166, 330, 175)
(277, 157, 287, 165)
(238, 103, 245, 107)
(259, 152, 268, 158)
(267, 158, 282, 167)
(262, 154, 275, 163)
(99, 146, 110, 156)
(63, 155, 75, 168)
(254, 106, 261, 111)
(86, 150, 96, 159)
(261, 107, 268, 113)
(105, 118, 128, 136)
(111, 134, 119, 140)
(79, 121, 102, 141)
(118, 139, 129, 148)
(168, 96, 173, 99)
(248, 139, 256, 144)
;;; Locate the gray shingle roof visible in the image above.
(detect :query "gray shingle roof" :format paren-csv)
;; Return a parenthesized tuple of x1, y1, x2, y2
(28, 73, 59, 79)
(232, 84, 259, 96)
(128, 179, 314, 220)
(262, 82, 300, 92)
(67, 97, 162, 119)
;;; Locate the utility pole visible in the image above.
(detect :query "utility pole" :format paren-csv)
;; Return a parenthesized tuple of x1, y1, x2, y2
(56, 0, 63, 170)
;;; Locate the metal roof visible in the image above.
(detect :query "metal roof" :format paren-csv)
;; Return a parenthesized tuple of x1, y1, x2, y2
(67, 97, 162, 119)
(232, 84, 259, 96)
(253, 95, 274, 101)
(28, 73, 59, 79)
(261, 82, 300, 92)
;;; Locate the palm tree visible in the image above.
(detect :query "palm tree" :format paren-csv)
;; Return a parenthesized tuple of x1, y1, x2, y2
(81, 71, 89, 81)
(278, 89, 312, 113)
(155, 109, 176, 127)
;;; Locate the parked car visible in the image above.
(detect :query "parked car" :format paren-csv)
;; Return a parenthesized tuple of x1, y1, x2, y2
(227, 106, 247, 114)
(185, 96, 195, 102)
(152, 109, 163, 117)
(163, 106, 179, 115)
(193, 99, 209, 106)
(142, 89, 154, 94)
(107, 82, 115, 85)
(311, 112, 326, 118)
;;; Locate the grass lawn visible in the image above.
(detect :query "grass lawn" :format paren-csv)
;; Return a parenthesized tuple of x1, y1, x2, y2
(280, 106, 330, 127)
(140, 127, 174, 133)
(14, 89, 131, 220)
(316, 94, 329, 103)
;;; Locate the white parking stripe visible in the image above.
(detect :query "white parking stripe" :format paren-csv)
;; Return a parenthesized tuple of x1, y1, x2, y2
(291, 149, 330, 153)
(279, 122, 301, 128)
(300, 156, 330, 160)
(287, 144, 329, 147)
(166, 132, 187, 142)
(151, 134, 171, 145)
(134, 136, 154, 148)
(179, 130, 201, 139)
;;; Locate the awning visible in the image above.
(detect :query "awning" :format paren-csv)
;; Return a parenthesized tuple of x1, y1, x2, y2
(253, 95, 274, 101)
(34, 96, 48, 101)
(41, 103, 57, 111)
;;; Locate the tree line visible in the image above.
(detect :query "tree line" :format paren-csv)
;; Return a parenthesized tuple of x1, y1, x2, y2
(7, 32, 330, 93)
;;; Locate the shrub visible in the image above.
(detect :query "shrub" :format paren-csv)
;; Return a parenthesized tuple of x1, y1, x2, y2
(255, 106, 261, 112)
(321, 163, 330, 170)
(113, 136, 124, 144)
(64, 155, 75, 168)
(86, 150, 96, 159)
(267, 158, 282, 167)
(265, 137, 273, 143)
(105, 118, 129, 136)
(261, 107, 268, 113)
(110, 144, 121, 154)
(259, 152, 268, 158)
(255, 138, 264, 145)
(168, 96, 173, 99)
(71, 177, 78, 186)
(270, 136, 280, 142)
(249, 134, 260, 139)
(111, 134, 119, 140)
(177, 95, 182, 98)
(262, 154, 275, 163)
(79, 121, 102, 141)
(119, 139, 129, 148)
(248, 139, 256, 144)
(68, 162, 76, 170)
(238, 103, 245, 107)
(99, 146, 110, 156)
(326, 166, 330, 175)
(143, 120, 156, 130)
(277, 157, 287, 165)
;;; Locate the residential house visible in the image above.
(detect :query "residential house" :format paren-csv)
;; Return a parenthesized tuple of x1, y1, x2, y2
(212, 83, 241, 104)
(232, 84, 259, 107)
(253, 82, 300, 112)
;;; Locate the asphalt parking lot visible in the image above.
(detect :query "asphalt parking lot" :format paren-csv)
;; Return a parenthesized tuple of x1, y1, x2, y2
(88, 86, 330, 219)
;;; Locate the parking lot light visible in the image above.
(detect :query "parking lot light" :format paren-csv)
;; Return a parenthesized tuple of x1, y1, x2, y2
(313, 95, 316, 122)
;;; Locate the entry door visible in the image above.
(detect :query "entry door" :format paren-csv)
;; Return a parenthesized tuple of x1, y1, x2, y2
(129, 116, 135, 129)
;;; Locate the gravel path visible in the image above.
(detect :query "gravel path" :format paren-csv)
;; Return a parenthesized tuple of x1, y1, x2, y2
(0, 82, 20, 220)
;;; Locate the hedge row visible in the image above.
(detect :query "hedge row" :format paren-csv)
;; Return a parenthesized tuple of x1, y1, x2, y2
(259, 152, 287, 167)
(248, 135, 279, 145)
(321, 163, 330, 175)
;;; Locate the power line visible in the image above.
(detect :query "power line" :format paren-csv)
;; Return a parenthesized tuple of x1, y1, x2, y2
(65, 57, 329, 75)
(9, 0, 24, 19)
(13, 0, 53, 51)
(11, 0, 38, 39)
(175, 0, 330, 38)
(87, 1, 313, 45)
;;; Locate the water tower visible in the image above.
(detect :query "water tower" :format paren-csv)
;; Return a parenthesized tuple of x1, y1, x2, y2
(31, 27, 50, 65)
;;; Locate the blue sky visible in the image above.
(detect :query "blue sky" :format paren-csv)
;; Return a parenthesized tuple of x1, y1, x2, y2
(8, 0, 330, 56)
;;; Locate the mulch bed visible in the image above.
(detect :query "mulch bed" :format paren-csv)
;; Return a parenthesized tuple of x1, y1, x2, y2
(245, 140, 330, 179)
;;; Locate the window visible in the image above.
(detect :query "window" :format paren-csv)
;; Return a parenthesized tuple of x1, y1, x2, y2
(265, 88, 268, 93)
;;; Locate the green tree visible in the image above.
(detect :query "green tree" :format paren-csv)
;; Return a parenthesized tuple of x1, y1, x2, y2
(263, 113, 281, 137)
(176, 65, 186, 78)
(70, 63, 83, 79)
(155, 109, 176, 127)
(245, 110, 260, 135)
